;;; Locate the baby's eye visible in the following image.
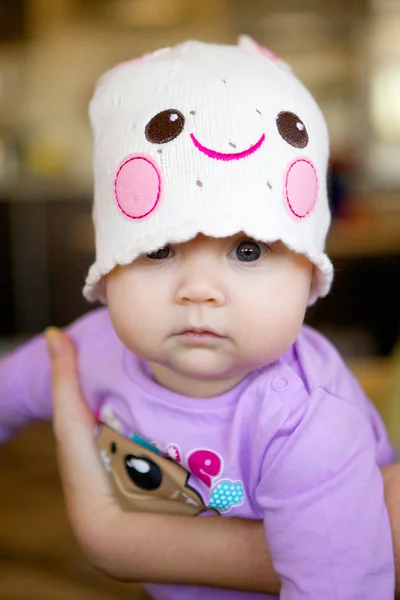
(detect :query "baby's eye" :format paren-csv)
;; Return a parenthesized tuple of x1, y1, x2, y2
(146, 246, 174, 260)
(230, 240, 269, 263)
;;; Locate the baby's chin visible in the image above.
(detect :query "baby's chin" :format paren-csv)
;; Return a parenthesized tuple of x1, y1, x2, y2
(150, 364, 250, 399)
(162, 354, 270, 385)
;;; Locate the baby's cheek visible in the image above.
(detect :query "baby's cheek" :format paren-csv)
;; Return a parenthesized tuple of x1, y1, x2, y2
(284, 158, 318, 219)
(114, 154, 162, 219)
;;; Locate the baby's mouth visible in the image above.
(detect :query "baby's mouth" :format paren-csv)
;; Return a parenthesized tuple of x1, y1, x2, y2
(190, 133, 265, 161)
(178, 327, 223, 338)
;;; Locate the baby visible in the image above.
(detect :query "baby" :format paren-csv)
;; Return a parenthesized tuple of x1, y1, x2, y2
(0, 36, 396, 599)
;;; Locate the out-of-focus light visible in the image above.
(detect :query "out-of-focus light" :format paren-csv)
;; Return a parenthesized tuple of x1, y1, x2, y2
(372, 0, 400, 12)
(261, 11, 327, 42)
(371, 63, 400, 142)
(262, 11, 325, 32)
(105, 0, 187, 28)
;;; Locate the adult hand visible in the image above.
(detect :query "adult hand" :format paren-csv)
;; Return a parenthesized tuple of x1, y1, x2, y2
(45, 328, 122, 574)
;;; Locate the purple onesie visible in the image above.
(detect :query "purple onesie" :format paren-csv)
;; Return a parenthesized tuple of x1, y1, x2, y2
(0, 308, 396, 599)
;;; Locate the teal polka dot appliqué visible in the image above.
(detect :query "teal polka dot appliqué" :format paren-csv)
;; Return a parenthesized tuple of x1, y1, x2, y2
(208, 480, 245, 513)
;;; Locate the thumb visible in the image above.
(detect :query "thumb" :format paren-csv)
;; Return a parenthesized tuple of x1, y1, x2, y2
(45, 327, 111, 502)
(45, 327, 94, 439)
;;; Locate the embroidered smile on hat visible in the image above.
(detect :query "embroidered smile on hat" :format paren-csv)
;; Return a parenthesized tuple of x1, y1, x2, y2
(83, 35, 333, 305)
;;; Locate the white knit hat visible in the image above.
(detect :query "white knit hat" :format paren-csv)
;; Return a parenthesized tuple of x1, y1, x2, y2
(84, 35, 333, 304)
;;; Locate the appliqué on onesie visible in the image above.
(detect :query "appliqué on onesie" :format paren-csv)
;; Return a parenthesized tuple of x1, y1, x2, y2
(96, 416, 246, 516)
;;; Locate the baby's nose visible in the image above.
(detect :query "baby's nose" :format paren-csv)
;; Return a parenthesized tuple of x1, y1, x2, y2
(174, 275, 225, 306)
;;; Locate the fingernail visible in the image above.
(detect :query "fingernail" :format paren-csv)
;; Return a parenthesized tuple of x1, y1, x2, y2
(45, 327, 63, 356)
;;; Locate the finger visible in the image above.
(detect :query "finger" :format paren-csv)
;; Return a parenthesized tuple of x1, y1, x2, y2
(45, 327, 113, 504)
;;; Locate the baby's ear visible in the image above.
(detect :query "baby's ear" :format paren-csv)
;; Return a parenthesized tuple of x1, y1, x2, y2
(237, 35, 292, 72)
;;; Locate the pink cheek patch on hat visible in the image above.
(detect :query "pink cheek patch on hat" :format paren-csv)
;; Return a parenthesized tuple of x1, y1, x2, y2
(284, 158, 318, 219)
(114, 154, 162, 220)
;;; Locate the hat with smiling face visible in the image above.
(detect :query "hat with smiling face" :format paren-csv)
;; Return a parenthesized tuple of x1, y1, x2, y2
(83, 35, 333, 304)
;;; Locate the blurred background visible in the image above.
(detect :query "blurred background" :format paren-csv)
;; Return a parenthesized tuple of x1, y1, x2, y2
(0, 0, 399, 598)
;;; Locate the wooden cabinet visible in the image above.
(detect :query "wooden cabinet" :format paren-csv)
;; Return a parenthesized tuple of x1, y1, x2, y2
(0, 0, 27, 41)
(0, 198, 95, 336)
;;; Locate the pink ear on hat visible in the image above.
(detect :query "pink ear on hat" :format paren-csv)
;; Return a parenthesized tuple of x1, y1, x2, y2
(116, 53, 150, 69)
(238, 35, 291, 71)
(254, 42, 282, 63)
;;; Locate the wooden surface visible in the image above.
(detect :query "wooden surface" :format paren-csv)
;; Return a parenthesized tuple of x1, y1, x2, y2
(349, 357, 393, 417)
(0, 423, 149, 600)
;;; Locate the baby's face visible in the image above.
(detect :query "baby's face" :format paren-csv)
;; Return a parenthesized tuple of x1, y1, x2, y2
(105, 234, 312, 397)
